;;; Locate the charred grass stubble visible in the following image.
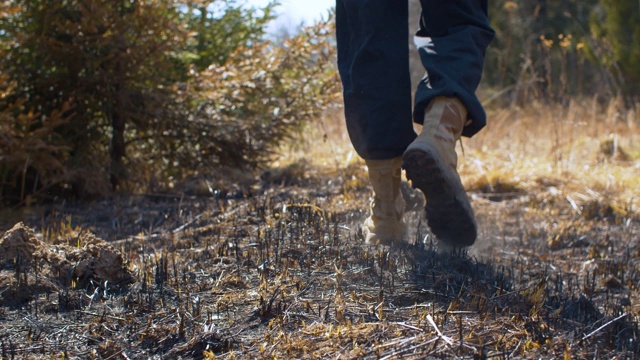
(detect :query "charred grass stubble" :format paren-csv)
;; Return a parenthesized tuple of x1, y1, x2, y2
(0, 101, 639, 358)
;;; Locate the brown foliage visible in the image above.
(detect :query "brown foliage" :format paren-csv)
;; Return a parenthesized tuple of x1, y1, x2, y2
(0, 1, 340, 203)
(179, 21, 341, 170)
(0, 78, 73, 204)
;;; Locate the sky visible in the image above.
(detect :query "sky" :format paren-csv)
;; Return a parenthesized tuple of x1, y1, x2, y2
(245, 0, 335, 33)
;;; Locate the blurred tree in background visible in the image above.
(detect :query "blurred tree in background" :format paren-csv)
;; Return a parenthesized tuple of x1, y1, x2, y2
(0, 0, 193, 200)
(483, 0, 639, 106)
(484, 0, 599, 104)
(0, 0, 339, 205)
(0, 0, 637, 206)
(182, 0, 277, 70)
(590, 0, 640, 107)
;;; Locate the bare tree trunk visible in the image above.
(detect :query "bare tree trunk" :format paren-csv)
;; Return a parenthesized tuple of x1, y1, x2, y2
(110, 30, 128, 190)
(110, 117, 126, 190)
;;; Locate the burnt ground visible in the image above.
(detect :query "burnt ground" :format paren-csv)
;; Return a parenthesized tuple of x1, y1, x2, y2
(0, 161, 639, 359)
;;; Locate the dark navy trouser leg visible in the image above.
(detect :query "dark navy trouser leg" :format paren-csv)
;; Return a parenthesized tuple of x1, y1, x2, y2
(336, 0, 494, 159)
(414, 0, 494, 137)
(336, 0, 416, 160)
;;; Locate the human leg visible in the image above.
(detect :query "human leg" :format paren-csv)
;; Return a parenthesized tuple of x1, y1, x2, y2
(336, 0, 416, 160)
(362, 157, 406, 244)
(403, 0, 494, 247)
(413, 0, 494, 134)
(336, 0, 415, 243)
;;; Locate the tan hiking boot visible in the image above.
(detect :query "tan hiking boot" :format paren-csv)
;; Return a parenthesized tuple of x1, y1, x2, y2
(402, 97, 477, 247)
(363, 157, 407, 244)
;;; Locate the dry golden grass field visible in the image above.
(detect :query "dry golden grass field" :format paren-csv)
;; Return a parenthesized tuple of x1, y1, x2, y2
(0, 99, 639, 359)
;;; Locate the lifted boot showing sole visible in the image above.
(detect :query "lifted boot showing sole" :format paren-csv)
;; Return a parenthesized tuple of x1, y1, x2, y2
(402, 97, 477, 247)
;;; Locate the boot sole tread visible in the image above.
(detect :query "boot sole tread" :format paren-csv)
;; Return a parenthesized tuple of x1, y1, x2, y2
(402, 147, 477, 247)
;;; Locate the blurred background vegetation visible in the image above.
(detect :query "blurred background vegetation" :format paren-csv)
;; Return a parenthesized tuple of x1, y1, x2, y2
(0, 0, 637, 206)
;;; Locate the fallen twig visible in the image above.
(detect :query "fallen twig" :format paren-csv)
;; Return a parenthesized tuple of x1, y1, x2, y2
(582, 313, 627, 341)
(426, 314, 453, 346)
(393, 322, 424, 332)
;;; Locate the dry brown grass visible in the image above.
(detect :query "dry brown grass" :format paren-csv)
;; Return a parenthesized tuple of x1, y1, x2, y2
(462, 99, 639, 203)
(294, 98, 640, 203)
